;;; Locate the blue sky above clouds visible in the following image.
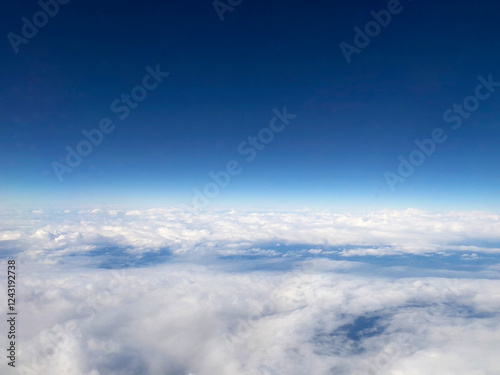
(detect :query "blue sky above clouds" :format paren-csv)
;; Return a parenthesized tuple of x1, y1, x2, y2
(1, 0, 500, 210)
(2, 0, 500, 374)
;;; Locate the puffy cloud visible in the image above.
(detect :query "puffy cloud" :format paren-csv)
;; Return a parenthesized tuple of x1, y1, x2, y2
(1, 208, 500, 261)
(0, 208, 499, 374)
(3, 261, 499, 375)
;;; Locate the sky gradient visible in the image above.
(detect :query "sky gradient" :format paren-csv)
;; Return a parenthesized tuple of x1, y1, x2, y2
(2, 0, 500, 210)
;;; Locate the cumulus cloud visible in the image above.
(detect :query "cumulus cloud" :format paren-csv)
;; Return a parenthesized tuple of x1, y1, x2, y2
(0, 208, 499, 374)
(2, 261, 499, 375)
(1, 208, 500, 261)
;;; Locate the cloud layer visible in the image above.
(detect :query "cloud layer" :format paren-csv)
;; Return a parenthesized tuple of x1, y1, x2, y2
(0, 208, 499, 374)
(3, 261, 499, 375)
(2, 208, 500, 261)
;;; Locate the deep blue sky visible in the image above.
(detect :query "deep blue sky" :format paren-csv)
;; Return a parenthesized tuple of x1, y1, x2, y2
(1, 0, 499, 210)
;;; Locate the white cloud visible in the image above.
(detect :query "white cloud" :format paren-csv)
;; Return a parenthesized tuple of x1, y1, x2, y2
(0, 208, 499, 374)
(3, 261, 499, 375)
(1, 208, 500, 261)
